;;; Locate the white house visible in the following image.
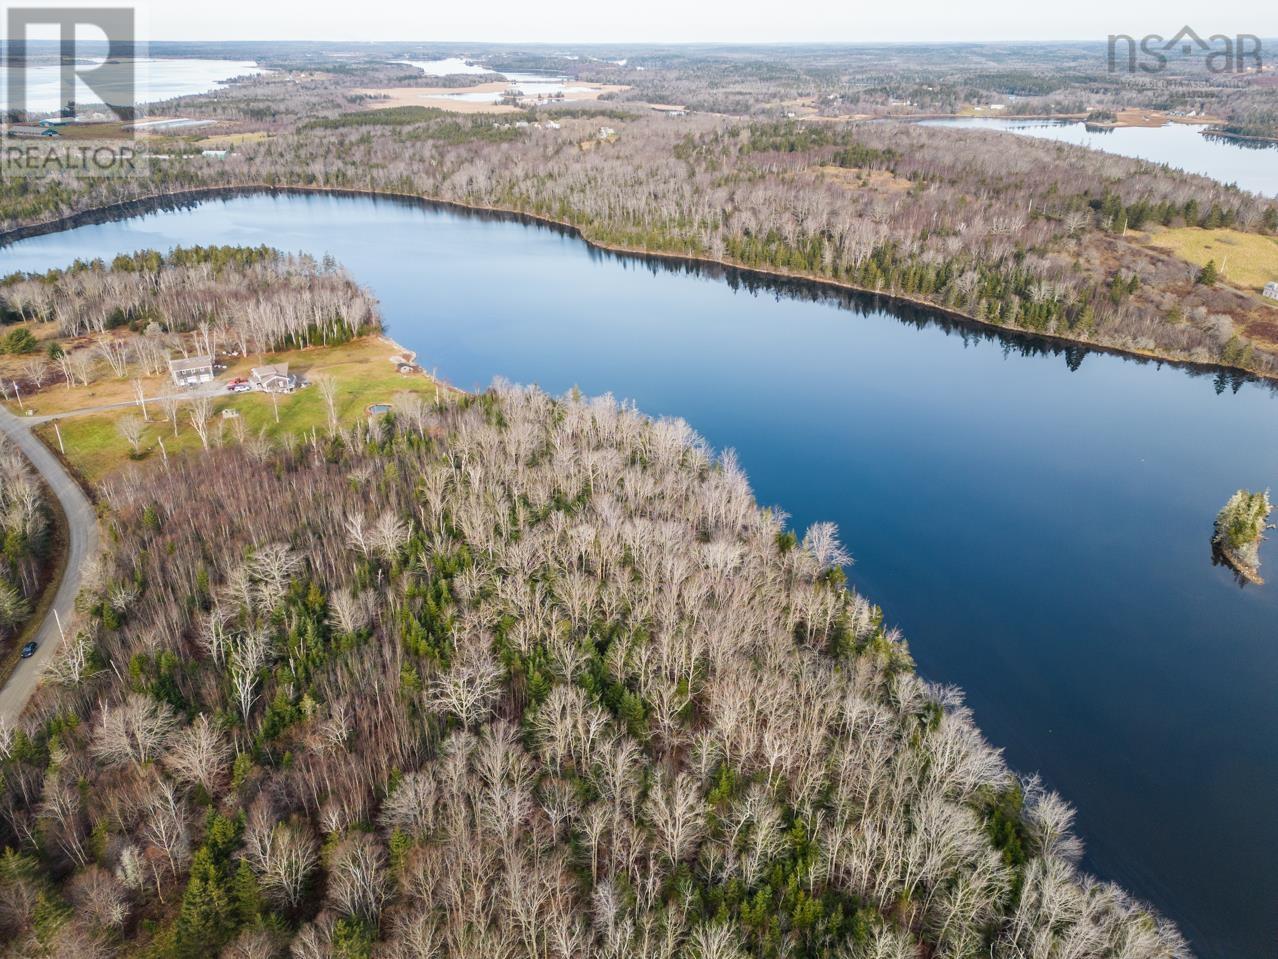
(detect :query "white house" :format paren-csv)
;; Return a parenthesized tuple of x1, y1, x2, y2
(168, 355, 215, 387)
(1264, 282, 1278, 302)
(250, 363, 297, 393)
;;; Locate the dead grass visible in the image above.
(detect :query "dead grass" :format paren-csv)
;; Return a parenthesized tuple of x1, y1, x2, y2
(21, 336, 440, 483)
(1144, 227, 1278, 293)
(813, 165, 914, 194)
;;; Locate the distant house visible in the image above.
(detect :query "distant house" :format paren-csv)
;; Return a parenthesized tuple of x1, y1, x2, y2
(6, 125, 59, 138)
(250, 363, 297, 393)
(169, 355, 215, 387)
(201, 149, 229, 159)
(1264, 282, 1278, 302)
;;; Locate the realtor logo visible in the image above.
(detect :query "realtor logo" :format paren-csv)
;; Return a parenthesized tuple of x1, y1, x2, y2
(4, 6, 137, 119)
(1108, 26, 1263, 73)
(2, 6, 143, 177)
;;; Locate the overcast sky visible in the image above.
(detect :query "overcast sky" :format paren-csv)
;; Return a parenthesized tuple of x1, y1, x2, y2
(8, 0, 1277, 44)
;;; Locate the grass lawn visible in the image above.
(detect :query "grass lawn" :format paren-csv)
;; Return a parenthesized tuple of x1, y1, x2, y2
(1144, 227, 1278, 292)
(33, 337, 439, 484)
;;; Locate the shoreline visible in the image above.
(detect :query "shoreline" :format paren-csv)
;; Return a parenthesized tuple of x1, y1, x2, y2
(2, 183, 1275, 387)
(1212, 543, 1265, 585)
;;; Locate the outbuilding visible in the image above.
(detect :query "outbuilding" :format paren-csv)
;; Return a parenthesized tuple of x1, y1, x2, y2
(1263, 281, 1278, 302)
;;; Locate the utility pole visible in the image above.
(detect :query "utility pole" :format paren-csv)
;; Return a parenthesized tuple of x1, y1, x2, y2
(53, 422, 64, 454)
(12, 381, 23, 412)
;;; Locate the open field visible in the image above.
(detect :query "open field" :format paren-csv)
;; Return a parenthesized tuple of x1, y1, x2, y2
(813, 164, 914, 194)
(16, 336, 437, 483)
(1144, 227, 1278, 293)
(357, 80, 628, 113)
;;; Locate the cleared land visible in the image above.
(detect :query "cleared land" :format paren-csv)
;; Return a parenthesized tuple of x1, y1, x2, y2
(1145, 227, 1278, 293)
(10, 337, 438, 483)
(357, 80, 628, 114)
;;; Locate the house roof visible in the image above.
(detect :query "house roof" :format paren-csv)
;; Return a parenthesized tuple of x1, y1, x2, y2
(168, 355, 214, 374)
(251, 363, 290, 379)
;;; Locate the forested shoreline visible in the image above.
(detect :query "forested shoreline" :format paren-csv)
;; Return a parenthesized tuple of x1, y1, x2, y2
(0, 385, 1189, 958)
(3, 95, 1277, 377)
(0, 245, 380, 398)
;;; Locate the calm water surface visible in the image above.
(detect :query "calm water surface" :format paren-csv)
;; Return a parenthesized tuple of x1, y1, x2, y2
(0, 58, 265, 114)
(3, 193, 1277, 958)
(922, 117, 1278, 197)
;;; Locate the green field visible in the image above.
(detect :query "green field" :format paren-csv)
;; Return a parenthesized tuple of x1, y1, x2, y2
(36, 338, 439, 483)
(1146, 227, 1278, 293)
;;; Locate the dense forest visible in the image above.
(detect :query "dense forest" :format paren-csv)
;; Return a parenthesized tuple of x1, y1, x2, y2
(0, 247, 380, 395)
(0, 438, 51, 643)
(2, 61, 1277, 376)
(0, 385, 1188, 958)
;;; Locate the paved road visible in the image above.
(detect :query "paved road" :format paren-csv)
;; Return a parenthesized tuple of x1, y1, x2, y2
(17, 381, 227, 424)
(0, 404, 98, 725)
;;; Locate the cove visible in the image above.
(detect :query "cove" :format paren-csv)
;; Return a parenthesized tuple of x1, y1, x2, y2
(3, 191, 1277, 958)
(920, 117, 1278, 197)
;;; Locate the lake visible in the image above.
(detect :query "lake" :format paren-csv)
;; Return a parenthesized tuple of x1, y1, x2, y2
(921, 117, 1278, 197)
(3, 191, 1277, 958)
(398, 57, 598, 103)
(1, 58, 265, 115)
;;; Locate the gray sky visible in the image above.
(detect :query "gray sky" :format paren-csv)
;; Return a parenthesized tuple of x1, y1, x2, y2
(11, 0, 1278, 44)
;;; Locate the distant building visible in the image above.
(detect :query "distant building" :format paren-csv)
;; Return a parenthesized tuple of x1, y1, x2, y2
(6, 125, 59, 138)
(169, 355, 215, 387)
(1264, 282, 1278, 301)
(201, 149, 229, 159)
(250, 363, 297, 393)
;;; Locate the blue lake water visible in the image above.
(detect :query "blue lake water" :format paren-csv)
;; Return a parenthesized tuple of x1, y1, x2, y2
(921, 117, 1278, 197)
(0, 58, 265, 115)
(3, 192, 1277, 958)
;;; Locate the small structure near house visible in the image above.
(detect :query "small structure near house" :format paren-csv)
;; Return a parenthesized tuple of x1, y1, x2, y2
(250, 363, 297, 393)
(1263, 282, 1278, 302)
(169, 355, 215, 388)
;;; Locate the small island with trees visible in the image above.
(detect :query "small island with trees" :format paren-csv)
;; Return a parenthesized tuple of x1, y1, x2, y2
(1212, 488, 1273, 585)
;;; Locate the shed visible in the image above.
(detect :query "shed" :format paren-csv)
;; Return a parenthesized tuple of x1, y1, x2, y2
(1263, 282, 1278, 302)
(169, 355, 215, 387)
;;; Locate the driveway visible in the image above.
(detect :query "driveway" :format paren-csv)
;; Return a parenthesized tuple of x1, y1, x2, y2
(0, 404, 98, 725)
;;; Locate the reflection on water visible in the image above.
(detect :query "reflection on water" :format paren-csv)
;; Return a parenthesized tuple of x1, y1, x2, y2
(0, 58, 265, 114)
(921, 117, 1278, 197)
(3, 191, 1278, 959)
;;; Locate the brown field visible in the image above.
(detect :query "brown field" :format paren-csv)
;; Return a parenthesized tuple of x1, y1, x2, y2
(813, 165, 914, 194)
(357, 80, 628, 114)
(1143, 227, 1278, 292)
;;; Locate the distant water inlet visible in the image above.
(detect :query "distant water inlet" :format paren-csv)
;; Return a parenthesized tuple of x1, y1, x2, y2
(920, 117, 1278, 197)
(0, 58, 266, 114)
(3, 191, 1278, 959)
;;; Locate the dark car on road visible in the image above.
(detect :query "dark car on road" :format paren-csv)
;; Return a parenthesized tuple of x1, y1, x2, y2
(20, 641, 37, 659)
